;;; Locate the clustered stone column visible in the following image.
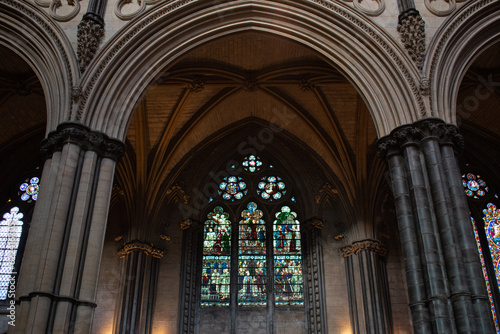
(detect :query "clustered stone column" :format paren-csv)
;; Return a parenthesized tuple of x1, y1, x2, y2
(15, 122, 125, 334)
(378, 118, 495, 334)
(341, 239, 392, 334)
(115, 241, 163, 334)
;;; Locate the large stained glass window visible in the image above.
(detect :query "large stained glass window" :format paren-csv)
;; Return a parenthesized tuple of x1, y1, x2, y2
(200, 156, 304, 309)
(201, 207, 232, 306)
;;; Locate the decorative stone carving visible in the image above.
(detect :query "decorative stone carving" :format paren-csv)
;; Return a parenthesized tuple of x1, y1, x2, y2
(77, 16, 104, 73)
(378, 118, 463, 158)
(425, 0, 456, 17)
(340, 239, 387, 258)
(34, 0, 81, 22)
(397, 10, 426, 69)
(40, 122, 126, 161)
(180, 218, 193, 230)
(115, 0, 161, 21)
(187, 79, 205, 93)
(420, 76, 430, 96)
(299, 79, 316, 92)
(353, 0, 386, 16)
(117, 240, 164, 258)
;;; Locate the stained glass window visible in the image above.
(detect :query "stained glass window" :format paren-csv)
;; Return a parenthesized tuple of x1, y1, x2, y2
(242, 155, 262, 173)
(19, 177, 40, 203)
(0, 207, 23, 299)
(463, 173, 488, 199)
(238, 202, 267, 306)
(471, 216, 500, 332)
(201, 207, 232, 306)
(200, 158, 304, 309)
(219, 176, 247, 201)
(257, 176, 286, 201)
(273, 206, 303, 306)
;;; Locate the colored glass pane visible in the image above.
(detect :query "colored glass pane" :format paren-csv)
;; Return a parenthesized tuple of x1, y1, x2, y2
(242, 155, 263, 173)
(462, 173, 488, 199)
(273, 206, 304, 306)
(201, 207, 232, 306)
(471, 216, 500, 333)
(219, 176, 247, 201)
(19, 177, 39, 202)
(257, 176, 286, 201)
(238, 202, 266, 306)
(0, 207, 23, 300)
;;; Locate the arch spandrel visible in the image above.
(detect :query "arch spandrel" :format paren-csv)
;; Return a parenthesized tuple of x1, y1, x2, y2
(0, 0, 79, 133)
(79, 0, 423, 139)
(425, 0, 500, 124)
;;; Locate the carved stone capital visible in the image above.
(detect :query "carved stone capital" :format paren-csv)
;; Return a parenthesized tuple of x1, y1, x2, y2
(340, 239, 387, 258)
(41, 122, 126, 161)
(378, 118, 464, 158)
(180, 218, 194, 230)
(117, 240, 164, 259)
(397, 9, 426, 69)
(77, 15, 104, 73)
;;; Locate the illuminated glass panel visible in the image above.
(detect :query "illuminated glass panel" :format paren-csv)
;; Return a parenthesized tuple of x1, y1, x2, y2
(257, 176, 286, 201)
(242, 155, 263, 173)
(462, 173, 488, 199)
(219, 176, 247, 201)
(19, 177, 40, 202)
(472, 216, 500, 333)
(238, 202, 266, 306)
(273, 206, 304, 306)
(0, 207, 23, 300)
(201, 207, 232, 306)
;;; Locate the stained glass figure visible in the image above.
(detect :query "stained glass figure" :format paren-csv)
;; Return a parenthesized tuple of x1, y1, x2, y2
(238, 202, 266, 306)
(485, 204, 500, 279)
(0, 207, 23, 300)
(201, 207, 232, 306)
(462, 173, 488, 199)
(19, 177, 39, 203)
(257, 176, 286, 201)
(242, 155, 263, 173)
(471, 217, 500, 332)
(273, 206, 303, 306)
(219, 176, 248, 201)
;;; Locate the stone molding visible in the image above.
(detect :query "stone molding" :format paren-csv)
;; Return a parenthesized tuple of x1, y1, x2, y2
(377, 118, 464, 158)
(117, 240, 164, 259)
(397, 9, 426, 70)
(426, 0, 496, 118)
(40, 122, 126, 161)
(77, 14, 105, 73)
(340, 239, 387, 258)
(33, 0, 81, 22)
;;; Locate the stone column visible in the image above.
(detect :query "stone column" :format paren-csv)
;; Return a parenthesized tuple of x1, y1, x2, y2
(14, 122, 125, 334)
(341, 240, 392, 334)
(114, 241, 163, 334)
(378, 118, 495, 334)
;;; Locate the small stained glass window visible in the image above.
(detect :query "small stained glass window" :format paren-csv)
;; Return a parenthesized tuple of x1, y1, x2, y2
(201, 207, 232, 306)
(0, 207, 23, 300)
(238, 202, 267, 306)
(462, 173, 488, 199)
(257, 176, 286, 201)
(219, 176, 247, 201)
(242, 155, 263, 173)
(19, 177, 40, 202)
(273, 206, 303, 306)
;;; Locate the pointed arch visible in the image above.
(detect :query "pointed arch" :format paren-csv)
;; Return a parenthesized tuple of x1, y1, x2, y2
(79, 0, 422, 139)
(425, 0, 500, 122)
(0, 0, 79, 131)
